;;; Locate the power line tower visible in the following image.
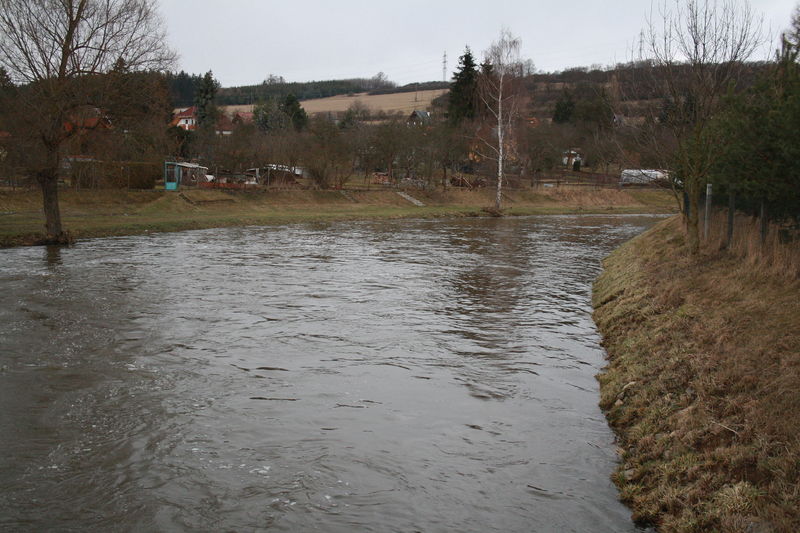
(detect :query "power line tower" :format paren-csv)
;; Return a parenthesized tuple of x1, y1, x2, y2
(442, 51, 447, 82)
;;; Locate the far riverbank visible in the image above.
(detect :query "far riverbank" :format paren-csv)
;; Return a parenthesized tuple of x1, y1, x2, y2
(0, 187, 675, 247)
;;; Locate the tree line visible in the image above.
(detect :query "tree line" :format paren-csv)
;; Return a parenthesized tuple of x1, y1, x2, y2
(166, 72, 450, 108)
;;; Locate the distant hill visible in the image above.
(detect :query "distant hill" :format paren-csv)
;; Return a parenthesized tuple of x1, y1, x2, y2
(222, 89, 448, 118)
(175, 61, 771, 122)
(502, 61, 773, 125)
(216, 79, 450, 106)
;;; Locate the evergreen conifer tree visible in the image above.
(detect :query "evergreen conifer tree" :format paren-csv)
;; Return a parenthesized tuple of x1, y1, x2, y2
(447, 47, 479, 124)
(553, 91, 575, 123)
(281, 93, 308, 131)
(195, 70, 219, 130)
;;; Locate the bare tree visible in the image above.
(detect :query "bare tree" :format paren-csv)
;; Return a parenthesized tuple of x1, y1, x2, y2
(304, 116, 351, 189)
(0, 0, 174, 243)
(639, 0, 762, 253)
(478, 28, 524, 212)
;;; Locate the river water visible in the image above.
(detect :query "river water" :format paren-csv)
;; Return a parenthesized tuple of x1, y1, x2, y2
(0, 215, 660, 532)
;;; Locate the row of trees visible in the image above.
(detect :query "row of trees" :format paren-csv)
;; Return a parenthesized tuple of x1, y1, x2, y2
(215, 72, 403, 106)
(204, 111, 471, 190)
(625, 0, 800, 254)
(711, 9, 800, 223)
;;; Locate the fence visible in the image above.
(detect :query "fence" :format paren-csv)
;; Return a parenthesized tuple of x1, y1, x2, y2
(692, 184, 800, 278)
(68, 160, 160, 190)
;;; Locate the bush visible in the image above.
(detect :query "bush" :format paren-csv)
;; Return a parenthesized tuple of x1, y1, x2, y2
(69, 160, 158, 189)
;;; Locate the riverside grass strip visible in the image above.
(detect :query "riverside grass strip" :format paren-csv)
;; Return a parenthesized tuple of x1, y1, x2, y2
(0, 187, 676, 247)
(593, 216, 800, 532)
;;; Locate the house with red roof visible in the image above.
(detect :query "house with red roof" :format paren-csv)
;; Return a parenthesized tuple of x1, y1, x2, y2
(170, 107, 238, 135)
(171, 106, 198, 131)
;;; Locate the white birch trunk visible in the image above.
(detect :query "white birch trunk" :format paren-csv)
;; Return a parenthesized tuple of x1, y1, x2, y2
(496, 77, 504, 211)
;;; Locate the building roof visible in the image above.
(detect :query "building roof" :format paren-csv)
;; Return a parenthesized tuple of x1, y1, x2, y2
(173, 106, 197, 119)
(167, 161, 208, 170)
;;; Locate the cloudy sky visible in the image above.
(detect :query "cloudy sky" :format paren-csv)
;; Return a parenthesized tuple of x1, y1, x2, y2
(158, 0, 797, 87)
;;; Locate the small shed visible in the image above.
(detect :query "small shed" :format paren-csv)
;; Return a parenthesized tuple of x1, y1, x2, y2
(163, 161, 209, 190)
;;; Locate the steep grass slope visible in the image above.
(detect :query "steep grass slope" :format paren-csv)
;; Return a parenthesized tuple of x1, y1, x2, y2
(593, 217, 800, 532)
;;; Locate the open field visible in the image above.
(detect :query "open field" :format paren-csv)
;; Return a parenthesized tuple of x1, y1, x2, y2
(222, 89, 448, 117)
(593, 216, 800, 532)
(0, 186, 676, 247)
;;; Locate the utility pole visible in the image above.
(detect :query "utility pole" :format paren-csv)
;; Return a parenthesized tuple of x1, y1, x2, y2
(443, 51, 448, 82)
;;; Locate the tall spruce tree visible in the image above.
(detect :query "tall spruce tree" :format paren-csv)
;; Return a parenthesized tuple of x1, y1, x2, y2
(281, 93, 308, 131)
(195, 70, 219, 131)
(448, 47, 479, 124)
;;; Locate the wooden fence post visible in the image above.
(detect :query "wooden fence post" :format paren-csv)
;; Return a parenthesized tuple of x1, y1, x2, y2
(704, 183, 713, 240)
(726, 191, 735, 249)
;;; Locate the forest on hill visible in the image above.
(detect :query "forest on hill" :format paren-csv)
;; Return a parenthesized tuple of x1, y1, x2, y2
(165, 71, 450, 108)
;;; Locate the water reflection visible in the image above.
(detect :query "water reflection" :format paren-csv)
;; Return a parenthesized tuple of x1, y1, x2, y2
(44, 244, 62, 267)
(0, 215, 663, 532)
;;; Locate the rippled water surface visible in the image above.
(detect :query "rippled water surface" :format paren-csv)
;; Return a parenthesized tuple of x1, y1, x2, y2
(0, 215, 662, 532)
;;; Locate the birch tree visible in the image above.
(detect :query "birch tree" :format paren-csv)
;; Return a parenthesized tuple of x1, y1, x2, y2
(0, 0, 174, 243)
(478, 29, 524, 212)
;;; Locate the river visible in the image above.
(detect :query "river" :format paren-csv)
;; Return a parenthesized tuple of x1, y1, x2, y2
(0, 215, 661, 532)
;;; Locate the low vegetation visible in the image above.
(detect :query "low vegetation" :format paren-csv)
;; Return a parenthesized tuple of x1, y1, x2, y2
(0, 187, 675, 247)
(593, 216, 800, 532)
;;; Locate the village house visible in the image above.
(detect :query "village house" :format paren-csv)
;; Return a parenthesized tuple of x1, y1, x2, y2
(171, 106, 197, 131)
(170, 106, 236, 135)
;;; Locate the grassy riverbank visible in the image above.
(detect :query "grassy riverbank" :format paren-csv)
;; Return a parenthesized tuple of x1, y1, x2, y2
(0, 187, 675, 247)
(593, 217, 800, 532)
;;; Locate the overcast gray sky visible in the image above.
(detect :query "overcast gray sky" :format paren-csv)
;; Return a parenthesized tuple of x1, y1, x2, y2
(158, 0, 797, 87)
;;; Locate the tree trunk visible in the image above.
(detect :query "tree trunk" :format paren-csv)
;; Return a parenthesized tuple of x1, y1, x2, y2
(726, 192, 735, 249)
(37, 167, 68, 244)
(496, 159, 503, 211)
(495, 97, 504, 212)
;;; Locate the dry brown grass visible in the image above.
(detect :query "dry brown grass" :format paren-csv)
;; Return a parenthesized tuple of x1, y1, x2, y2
(593, 216, 800, 532)
(704, 210, 800, 280)
(221, 89, 448, 117)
